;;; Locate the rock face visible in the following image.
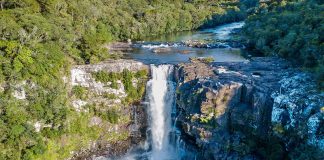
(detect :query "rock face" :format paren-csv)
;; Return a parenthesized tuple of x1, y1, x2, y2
(70, 104, 147, 160)
(69, 59, 149, 159)
(271, 74, 324, 150)
(175, 57, 324, 159)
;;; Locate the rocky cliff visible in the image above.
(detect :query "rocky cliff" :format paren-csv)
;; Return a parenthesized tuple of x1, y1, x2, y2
(69, 59, 149, 159)
(175, 57, 324, 159)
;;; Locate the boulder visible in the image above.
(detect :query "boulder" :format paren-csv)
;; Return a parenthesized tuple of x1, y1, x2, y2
(152, 47, 172, 53)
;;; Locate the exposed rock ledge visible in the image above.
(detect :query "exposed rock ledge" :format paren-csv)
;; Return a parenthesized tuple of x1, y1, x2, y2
(175, 57, 323, 159)
(72, 59, 148, 74)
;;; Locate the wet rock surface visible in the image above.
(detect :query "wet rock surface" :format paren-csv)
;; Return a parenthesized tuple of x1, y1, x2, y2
(175, 57, 324, 159)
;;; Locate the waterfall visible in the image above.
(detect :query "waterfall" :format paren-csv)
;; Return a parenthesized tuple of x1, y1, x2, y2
(146, 64, 176, 159)
(103, 65, 193, 160)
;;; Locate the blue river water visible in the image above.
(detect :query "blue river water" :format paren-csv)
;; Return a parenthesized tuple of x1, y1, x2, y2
(127, 22, 246, 64)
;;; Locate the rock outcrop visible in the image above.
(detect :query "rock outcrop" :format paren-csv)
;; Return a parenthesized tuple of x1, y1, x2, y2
(69, 59, 149, 159)
(175, 57, 324, 159)
(271, 74, 324, 150)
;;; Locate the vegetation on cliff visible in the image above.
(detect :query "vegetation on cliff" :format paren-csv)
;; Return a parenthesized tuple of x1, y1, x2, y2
(91, 69, 148, 104)
(241, 0, 324, 89)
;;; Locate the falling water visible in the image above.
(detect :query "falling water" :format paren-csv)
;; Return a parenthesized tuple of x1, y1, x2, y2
(100, 65, 194, 160)
(146, 64, 176, 159)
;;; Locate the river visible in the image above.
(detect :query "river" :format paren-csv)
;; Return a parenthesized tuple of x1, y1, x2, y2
(127, 22, 245, 64)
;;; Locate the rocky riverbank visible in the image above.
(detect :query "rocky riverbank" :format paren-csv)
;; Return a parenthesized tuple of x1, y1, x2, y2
(175, 57, 324, 159)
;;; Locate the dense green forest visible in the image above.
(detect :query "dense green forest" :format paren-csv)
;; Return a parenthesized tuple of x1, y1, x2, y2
(242, 0, 324, 89)
(0, 0, 245, 159)
(0, 0, 244, 64)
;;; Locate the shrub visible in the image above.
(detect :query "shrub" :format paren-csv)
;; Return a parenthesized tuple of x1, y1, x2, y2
(106, 109, 120, 124)
(91, 71, 111, 83)
(72, 86, 86, 99)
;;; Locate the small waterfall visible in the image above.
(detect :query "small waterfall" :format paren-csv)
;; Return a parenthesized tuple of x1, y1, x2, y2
(146, 65, 176, 159)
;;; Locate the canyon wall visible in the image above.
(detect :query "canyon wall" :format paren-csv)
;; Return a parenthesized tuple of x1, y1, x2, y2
(175, 57, 324, 159)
